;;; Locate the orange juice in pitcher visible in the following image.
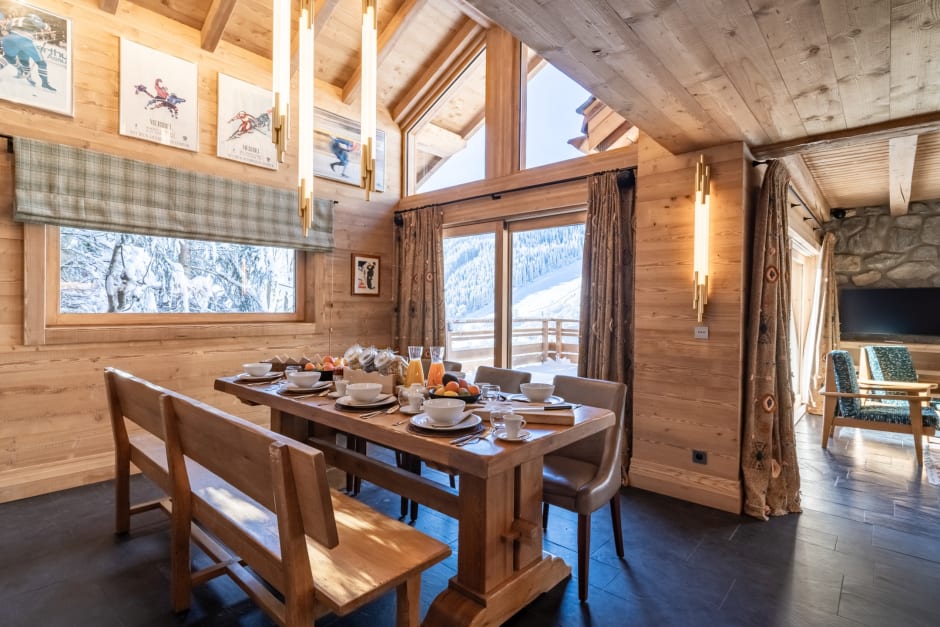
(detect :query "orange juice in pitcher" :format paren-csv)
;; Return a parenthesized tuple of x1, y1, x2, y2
(426, 346, 446, 388)
(405, 346, 425, 387)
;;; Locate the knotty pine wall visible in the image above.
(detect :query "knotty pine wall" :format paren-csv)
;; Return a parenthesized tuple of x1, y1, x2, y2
(629, 137, 754, 513)
(0, 0, 398, 502)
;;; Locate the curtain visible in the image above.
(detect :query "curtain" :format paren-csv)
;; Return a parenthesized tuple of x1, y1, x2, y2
(805, 233, 839, 415)
(395, 206, 446, 352)
(12, 137, 334, 251)
(742, 160, 802, 520)
(578, 169, 635, 484)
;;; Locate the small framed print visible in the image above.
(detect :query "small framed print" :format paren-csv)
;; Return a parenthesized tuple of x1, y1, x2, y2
(216, 73, 277, 169)
(119, 38, 198, 151)
(0, 2, 73, 116)
(351, 253, 380, 296)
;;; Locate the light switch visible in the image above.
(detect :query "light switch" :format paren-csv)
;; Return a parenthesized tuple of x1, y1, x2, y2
(694, 326, 709, 340)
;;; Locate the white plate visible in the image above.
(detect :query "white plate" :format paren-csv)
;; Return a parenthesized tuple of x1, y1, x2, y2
(496, 429, 531, 442)
(237, 371, 280, 381)
(281, 381, 331, 393)
(410, 413, 482, 431)
(399, 405, 424, 415)
(336, 394, 395, 408)
(507, 394, 565, 405)
(327, 391, 343, 399)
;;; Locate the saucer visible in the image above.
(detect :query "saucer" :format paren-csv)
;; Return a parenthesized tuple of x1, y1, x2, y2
(410, 413, 481, 431)
(496, 430, 531, 442)
(399, 406, 424, 415)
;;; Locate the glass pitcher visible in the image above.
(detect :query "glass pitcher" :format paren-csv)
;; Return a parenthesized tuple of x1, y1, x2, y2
(405, 346, 426, 386)
(426, 345, 446, 388)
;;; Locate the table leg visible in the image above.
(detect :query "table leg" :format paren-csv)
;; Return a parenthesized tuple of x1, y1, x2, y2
(270, 408, 309, 441)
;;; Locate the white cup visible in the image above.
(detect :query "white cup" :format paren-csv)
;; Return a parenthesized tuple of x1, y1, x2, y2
(334, 379, 348, 396)
(503, 413, 526, 439)
(407, 390, 423, 412)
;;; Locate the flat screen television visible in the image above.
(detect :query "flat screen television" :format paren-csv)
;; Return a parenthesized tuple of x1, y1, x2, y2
(839, 287, 940, 340)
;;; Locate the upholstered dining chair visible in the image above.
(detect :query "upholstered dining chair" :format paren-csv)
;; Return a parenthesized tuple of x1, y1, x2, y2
(822, 350, 938, 464)
(473, 365, 532, 394)
(859, 345, 939, 409)
(541, 374, 627, 601)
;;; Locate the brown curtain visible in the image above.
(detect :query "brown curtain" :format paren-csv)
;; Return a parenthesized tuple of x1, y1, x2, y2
(394, 206, 446, 352)
(806, 232, 839, 415)
(742, 161, 802, 520)
(578, 169, 635, 484)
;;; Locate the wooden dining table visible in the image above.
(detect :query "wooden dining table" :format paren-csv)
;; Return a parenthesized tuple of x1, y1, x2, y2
(215, 376, 615, 626)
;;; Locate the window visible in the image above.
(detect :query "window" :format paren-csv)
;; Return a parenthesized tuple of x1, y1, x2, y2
(523, 50, 590, 169)
(442, 211, 585, 382)
(58, 227, 296, 316)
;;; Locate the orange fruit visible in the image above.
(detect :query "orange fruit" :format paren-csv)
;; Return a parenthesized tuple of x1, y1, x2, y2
(468, 384, 480, 395)
(458, 379, 469, 388)
(304, 362, 315, 371)
(444, 381, 459, 392)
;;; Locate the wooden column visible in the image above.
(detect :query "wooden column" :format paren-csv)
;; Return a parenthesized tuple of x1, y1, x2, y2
(484, 26, 522, 179)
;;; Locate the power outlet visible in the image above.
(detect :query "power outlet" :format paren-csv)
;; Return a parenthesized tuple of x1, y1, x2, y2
(694, 326, 709, 339)
(692, 450, 708, 465)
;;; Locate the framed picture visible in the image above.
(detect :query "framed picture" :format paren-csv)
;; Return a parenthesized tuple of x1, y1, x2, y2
(351, 253, 380, 296)
(119, 38, 198, 152)
(0, 2, 72, 116)
(314, 107, 385, 192)
(216, 73, 277, 169)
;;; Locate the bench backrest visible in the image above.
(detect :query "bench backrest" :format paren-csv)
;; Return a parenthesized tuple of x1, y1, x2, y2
(105, 366, 170, 440)
(161, 393, 339, 549)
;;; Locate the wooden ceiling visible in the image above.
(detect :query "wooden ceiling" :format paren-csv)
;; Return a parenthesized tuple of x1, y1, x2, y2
(101, 0, 940, 221)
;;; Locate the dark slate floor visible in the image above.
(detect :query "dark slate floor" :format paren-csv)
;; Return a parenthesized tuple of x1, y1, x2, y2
(1, 413, 939, 626)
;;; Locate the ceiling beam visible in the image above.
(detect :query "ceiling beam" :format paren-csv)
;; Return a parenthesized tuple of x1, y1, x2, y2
(751, 111, 940, 159)
(442, 0, 492, 28)
(291, 0, 343, 74)
(342, 0, 428, 104)
(99, 0, 119, 13)
(889, 135, 919, 216)
(391, 17, 483, 126)
(201, 0, 239, 53)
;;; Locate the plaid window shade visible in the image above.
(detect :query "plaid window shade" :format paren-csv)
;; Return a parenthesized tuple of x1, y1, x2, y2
(12, 137, 334, 252)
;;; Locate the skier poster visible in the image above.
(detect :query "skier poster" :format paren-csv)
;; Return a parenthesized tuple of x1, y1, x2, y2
(0, 2, 72, 116)
(217, 73, 277, 170)
(119, 38, 198, 152)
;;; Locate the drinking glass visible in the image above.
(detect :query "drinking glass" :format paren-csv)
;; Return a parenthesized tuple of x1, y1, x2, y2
(480, 384, 505, 433)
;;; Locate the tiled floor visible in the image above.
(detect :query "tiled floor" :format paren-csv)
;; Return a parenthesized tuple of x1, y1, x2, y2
(1, 414, 938, 626)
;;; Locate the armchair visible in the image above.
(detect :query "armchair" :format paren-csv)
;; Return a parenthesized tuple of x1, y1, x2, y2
(822, 350, 938, 464)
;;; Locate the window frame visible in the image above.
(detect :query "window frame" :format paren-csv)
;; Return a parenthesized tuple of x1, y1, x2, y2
(24, 223, 318, 346)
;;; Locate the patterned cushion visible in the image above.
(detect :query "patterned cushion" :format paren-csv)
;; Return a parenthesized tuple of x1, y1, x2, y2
(829, 350, 861, 417)
(857, 403, 940, 428)
(865, 345, 918, 382)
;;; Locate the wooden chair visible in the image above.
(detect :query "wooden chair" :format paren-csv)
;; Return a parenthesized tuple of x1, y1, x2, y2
(105, 367, 175, 534)
(541, 374, 627, 601)
(473, 365, 532, 394)
(858, 344, 939, 408)
(160, 392, 450, 627)
(822, 350, 938, 464)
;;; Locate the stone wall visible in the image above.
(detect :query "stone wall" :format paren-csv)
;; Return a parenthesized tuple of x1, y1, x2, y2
(823, 199, 940, 288)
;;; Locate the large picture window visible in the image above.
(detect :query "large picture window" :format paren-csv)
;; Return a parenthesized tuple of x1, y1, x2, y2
(59, 227, 296, 315)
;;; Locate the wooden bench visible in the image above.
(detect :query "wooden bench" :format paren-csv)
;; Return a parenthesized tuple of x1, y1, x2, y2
(159, 391, 451, 626)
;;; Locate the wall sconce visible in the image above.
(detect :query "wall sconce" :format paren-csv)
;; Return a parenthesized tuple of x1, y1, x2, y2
(360, 0, 378, 201)
(271, 0, 291, 163)
(297, 0, 315, 236)
(693, 155, 710, 322)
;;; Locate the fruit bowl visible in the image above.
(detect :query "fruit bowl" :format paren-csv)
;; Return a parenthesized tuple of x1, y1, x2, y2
(428, 379, 480, 404)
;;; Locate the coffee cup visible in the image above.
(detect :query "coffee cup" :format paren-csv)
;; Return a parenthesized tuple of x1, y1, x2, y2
(334, 379, 348, 396)
(503, 413, 526, 439)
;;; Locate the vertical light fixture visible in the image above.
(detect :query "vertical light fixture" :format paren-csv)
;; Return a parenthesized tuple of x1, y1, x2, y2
(693, 155, 711, 322)
(360, 0, 378, 200)
(297, 0, 315, 236)
(271, 0, 291, 163)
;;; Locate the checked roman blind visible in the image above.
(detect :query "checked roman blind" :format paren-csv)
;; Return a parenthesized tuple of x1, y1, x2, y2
(12, 137, 334, 252)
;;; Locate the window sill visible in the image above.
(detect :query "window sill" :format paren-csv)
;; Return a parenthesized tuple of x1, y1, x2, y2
(38, 321, 319, 346)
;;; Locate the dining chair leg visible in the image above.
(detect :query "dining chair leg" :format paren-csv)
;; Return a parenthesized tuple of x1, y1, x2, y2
(577, 513, 591, 601)
(409, 456, 421, 521)
(609, 492, 624, 558)
(542, 502, 549, 531)
(353, 437, 367, 494)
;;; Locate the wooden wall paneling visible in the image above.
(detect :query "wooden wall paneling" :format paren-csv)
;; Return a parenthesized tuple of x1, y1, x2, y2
(0, 2, 401, 503)
(889, 1, 940, 119)
(630, 135, 747, 513)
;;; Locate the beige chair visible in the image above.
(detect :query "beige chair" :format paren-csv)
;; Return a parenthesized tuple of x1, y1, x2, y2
(473, 365, 532, 394)
(542, 374, 627, 601)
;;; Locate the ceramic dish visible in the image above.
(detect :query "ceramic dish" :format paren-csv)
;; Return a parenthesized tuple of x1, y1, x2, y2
(279, 381, 331, 394)
(496, 429, 532, 442)
(398, 405, 424, 415)
(410, 413, 481, 431)
(236, 372, 282, 383)
(335, 394, 395, 409)
(507, 394, 565, 405)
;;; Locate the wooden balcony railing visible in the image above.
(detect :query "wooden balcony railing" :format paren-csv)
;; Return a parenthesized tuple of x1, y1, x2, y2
(444, 317, 579, 372)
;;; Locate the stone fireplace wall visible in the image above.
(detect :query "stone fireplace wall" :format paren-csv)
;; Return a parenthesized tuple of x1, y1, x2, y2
(822, 199, 940, 288)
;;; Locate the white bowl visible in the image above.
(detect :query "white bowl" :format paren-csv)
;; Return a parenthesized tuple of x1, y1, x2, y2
(520, 382, 554, 402)
(346, 382, 383, 403)
(243, 362, 272, 376)
(286, 370, 322, 388)
(422, 398, 466, 425)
